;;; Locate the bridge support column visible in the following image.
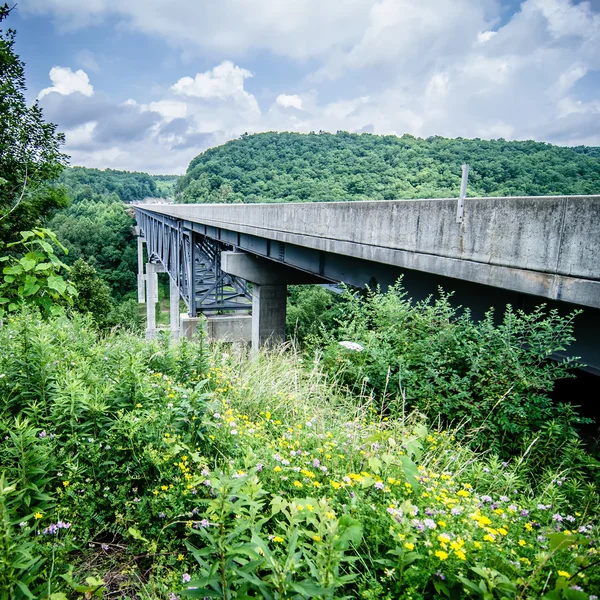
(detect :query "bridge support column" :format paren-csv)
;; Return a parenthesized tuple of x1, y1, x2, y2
(252, 285, 287, 350)
(221, 251, 327, 353)
(145, 262, 159, 339)
(137, 236, 145, 303)
(169, 276, 180, 341)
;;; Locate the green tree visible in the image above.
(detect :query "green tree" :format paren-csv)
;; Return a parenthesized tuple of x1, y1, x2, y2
(0, 5, 69, 244)
(68, 258, 113, 325)
(177, 132, 600, 204)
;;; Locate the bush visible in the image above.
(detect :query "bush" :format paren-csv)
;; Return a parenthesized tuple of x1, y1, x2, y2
(318, 282, 591, 462)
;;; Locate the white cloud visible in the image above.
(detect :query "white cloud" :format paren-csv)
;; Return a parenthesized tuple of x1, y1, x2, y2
(20, 0, 374, 60)
(172, 61, 252, 100)
(275, 94, 303, 110)
(31, 0, 600, 171)
(147, 100, 188, 120)
(39, 66, 94, 98)
(476, 30, 497, 44)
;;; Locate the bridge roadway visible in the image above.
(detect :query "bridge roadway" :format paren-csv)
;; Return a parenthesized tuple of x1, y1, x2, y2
(135, 195, 600, 371)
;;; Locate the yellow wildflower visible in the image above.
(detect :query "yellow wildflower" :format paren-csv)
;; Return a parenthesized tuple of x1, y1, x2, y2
(435, 550, 449, 560)
(558, 571, 571, 579)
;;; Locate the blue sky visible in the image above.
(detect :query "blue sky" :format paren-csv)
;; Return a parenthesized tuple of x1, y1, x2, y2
(10, 0, 600, 174)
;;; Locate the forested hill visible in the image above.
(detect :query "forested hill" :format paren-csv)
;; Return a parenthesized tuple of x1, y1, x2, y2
(177, 132, 600, 204)
(59, 166, 166, 203)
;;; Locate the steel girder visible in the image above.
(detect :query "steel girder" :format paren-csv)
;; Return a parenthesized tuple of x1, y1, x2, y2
(136, 208, 251, 316)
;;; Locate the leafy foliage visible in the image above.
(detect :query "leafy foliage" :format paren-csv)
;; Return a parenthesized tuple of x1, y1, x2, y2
(68, 258, 113, 326)
(0, 5, 69, 244)
(58, 166, 161, 204)
(177, 132, 600, 204)
(0, 228, 76, 319)
(48, 194, 137, 298)
(317, 282, 591, 464)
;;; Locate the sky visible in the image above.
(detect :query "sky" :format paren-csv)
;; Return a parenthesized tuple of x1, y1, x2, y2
(10, 0, 600, 174)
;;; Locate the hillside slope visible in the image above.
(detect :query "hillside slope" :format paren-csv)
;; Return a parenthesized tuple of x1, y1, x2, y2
(177, 132, 600, 203)
(59, 166, 162, 203)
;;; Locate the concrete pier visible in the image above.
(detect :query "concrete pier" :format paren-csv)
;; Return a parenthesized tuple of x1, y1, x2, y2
(252, 285, 286, 349)
(169, 276, 180, 340)
(137, 236, 145, 303)
(221, 251, 324, 351)
(145, 262, 158, 339)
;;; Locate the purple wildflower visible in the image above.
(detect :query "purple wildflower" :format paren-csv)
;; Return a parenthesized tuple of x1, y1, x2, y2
(375, 482, 385, 490)
(520, 509, 530, 517)
(256, 463, 263, 472)
(38, 431, 47, 439)
(182, 573, 192, 583)
(412, 519, 425, 532)
(552, 513, 563, 522)
(424, 518, 437, 530)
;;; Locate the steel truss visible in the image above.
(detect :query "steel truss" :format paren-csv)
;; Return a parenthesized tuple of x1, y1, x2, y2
(136, 208, 251, 316)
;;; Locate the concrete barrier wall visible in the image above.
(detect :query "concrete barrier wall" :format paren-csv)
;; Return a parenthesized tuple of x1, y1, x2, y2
(146, 196, 599, 281)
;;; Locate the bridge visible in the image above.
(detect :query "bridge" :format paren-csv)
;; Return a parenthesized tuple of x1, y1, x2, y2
(135, 195, 600, 371)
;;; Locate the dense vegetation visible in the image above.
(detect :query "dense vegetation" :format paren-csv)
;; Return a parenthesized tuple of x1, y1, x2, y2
(48, 194, 137, 300)
(1, 308, 598, 599)
(177, 132, 600, 204)
(58, 167, 162, 204)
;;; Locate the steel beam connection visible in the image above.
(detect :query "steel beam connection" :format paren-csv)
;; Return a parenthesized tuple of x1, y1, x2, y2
(136, 208, 251, 315)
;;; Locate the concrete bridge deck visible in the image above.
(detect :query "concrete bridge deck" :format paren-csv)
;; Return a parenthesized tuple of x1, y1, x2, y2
(139, 195, 600, 309)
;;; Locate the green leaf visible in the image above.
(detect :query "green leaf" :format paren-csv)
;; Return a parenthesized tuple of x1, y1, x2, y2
(15, 580, 35, 599)
(19, 256, 37, 271)
(128, 527, 148, 543)
(35, 262, 53, 272)
(368, 456, 382, 474)
(4, 265, 23, 275)
(291, 580, 331, 597)
(22, 283, 40, 297)
(549, 532, 580, 552)
(46, 274, 67, 295)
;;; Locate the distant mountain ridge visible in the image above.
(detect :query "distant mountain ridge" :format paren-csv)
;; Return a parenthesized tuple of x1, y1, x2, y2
(176, 132, 600, 204)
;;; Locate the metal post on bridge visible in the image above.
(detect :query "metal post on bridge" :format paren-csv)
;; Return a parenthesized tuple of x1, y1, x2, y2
(456, 163, 469, 224)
